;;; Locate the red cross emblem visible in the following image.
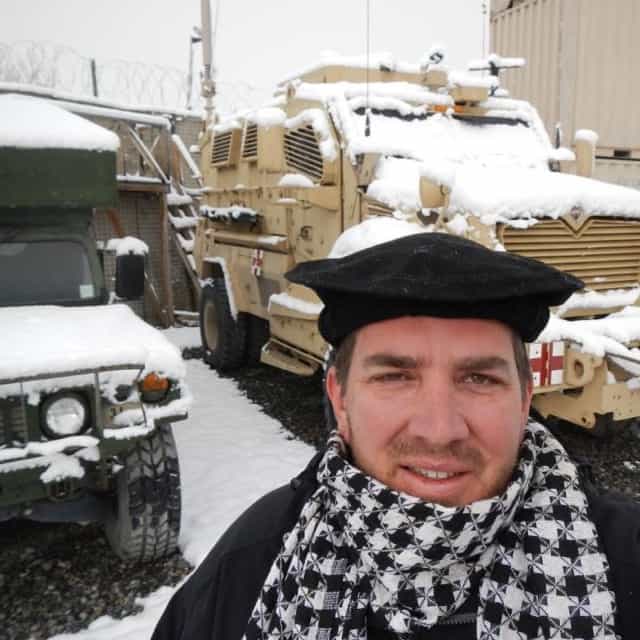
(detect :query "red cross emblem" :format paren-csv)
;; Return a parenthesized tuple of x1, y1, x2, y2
(251, 249, 264, 277)
(528, 341, 565, 388)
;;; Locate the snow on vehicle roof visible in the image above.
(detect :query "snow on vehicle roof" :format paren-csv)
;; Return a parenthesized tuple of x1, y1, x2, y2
(287, 69, 553, 188)
(295, 80, 452, 110)
(279, 51, 428, 85)
(0, 94, 120, 152)
(0, 304, 185, 388)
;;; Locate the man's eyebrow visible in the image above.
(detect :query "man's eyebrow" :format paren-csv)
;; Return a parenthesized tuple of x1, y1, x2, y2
(362, 353, 420, 369)
(456, 355, 512, 372)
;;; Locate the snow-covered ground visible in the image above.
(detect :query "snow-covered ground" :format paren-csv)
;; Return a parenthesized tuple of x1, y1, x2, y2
(49, 327, 314, 640)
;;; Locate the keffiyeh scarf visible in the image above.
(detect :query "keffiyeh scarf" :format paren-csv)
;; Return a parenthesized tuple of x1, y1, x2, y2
(244, 422, 618, 639)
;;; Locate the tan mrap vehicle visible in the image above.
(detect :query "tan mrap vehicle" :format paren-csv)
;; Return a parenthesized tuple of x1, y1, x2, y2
(193, 54, 640, 436)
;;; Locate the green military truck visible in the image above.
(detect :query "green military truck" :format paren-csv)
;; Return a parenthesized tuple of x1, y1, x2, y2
(0, 94, 188, 561)
(193, 55, 640, 436)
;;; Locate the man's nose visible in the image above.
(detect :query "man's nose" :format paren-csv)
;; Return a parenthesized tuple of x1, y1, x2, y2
(406, 377, 469, 445)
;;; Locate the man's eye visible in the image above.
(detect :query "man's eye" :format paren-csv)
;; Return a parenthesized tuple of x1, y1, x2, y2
(371, 372, 411, 383)
(463, 373, 499, 386)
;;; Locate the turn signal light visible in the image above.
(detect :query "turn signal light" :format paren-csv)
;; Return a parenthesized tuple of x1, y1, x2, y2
(139, 373, 170, 403)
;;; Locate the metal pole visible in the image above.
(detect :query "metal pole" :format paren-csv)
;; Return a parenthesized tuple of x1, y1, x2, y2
(186, 36, 195, 110)
(90, 58, 99, 98)
(200, 0, 215, 123)
(482, 1, 490, 59)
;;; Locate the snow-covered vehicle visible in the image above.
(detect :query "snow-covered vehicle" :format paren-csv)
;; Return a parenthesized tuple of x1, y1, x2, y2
(0, 95, 188, 562)
(193, 53, 640, 436)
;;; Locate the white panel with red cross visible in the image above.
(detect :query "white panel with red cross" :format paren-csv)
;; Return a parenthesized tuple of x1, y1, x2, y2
(528, 341, 565, 388)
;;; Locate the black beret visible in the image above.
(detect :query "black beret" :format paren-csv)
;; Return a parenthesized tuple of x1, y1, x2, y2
(285, 232, 583, 345)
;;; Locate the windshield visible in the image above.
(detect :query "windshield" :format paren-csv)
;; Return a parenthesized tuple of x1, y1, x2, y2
(0, 239, 99, 306)
(352, 109, 550, 171)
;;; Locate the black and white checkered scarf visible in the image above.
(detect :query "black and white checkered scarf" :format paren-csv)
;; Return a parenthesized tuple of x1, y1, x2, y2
(244, 422, 618, 639)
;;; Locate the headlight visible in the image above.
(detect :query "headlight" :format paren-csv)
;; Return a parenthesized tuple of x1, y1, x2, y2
(41, 394, 89, 438)
(139, 373, 170, 403)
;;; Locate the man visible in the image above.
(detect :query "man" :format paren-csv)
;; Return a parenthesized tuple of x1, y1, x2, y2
(153, 233, 639, 640)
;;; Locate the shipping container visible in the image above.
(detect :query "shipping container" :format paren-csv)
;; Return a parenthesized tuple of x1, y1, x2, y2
(492, 0, 640, 162)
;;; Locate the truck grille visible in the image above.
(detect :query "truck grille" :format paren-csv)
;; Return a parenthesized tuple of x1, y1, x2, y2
(0, 399, 28, 446)
(284, 125, 323, 181)
(500, 217, 640, 291)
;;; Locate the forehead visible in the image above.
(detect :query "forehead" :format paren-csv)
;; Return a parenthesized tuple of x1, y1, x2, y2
(352, 316, 515, 361)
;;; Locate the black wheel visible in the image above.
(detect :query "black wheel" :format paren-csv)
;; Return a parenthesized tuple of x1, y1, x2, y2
(538, 411, 632, 439)
(589, 413, 633, 439)
(105, 422, 181, 562)
(199, 279, 247, 370)
(246, 315, 270, 364)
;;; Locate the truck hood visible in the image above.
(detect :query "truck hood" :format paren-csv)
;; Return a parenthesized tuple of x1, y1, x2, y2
(445, 166, 640, 225)
(0, 304, 186, 384)
(368, 160, 640, 224)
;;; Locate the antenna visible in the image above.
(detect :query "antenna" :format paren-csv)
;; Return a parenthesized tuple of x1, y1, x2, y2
(186, 26, 202, 110)
(365, 0, 371, 137)
(212, 0, 221, 67)
(200, 0, 218, 123)
(481, 0, 489, 58)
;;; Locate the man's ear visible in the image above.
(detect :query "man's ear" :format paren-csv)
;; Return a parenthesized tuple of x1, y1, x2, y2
(521, 377, 534, 428)
(326, 366, 351, 443)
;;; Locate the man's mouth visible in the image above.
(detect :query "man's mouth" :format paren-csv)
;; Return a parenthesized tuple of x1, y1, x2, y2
(406, 466, 464, 480)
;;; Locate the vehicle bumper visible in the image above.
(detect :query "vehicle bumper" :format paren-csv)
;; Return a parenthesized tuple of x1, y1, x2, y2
(0, 414, 185, 515)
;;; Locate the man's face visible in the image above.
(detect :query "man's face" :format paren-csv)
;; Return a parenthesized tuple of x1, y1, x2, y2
(326, 316, 532, 507)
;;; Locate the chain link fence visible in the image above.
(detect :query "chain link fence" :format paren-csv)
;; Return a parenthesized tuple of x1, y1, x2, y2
(0, 41, 270, 115)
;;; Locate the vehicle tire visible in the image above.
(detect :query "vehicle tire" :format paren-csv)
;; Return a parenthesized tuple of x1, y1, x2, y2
(105, 422, 181, 562)
(539, 411, 632, 439)
(246, 315, 270, 364)
(200, 278, 247, 370)
(589, 413, 633, 439)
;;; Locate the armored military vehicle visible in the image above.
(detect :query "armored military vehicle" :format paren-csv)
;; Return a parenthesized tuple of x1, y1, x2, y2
(193, 54, 640, 436)
(0, 94, 187, 562)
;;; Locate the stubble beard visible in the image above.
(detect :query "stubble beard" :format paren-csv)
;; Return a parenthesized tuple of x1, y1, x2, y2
(342, 414, 520, 504)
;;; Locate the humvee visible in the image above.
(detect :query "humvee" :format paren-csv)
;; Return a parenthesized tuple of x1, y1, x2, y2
(193, 56, 640, 436)
(0, 94, 187, 561)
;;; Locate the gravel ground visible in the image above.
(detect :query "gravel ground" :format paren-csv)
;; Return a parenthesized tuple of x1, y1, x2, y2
(2, 356, 639, 640)
(0, 520, 191, 640)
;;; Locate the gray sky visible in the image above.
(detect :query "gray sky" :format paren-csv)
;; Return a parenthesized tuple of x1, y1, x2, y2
(1, 0, 488, 108)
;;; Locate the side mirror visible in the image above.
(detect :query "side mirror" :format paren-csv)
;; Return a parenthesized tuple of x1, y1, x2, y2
(115, 253, 145, 300)
(107, 237, 149, 301)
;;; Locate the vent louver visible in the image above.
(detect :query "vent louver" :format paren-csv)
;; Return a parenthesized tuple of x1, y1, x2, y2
(210, 130, 233, 166)
(365, 199, 394, 217)
(501, 217, 640, 291)
(242, 124, 258, 159)
(284, 125, 323, 181)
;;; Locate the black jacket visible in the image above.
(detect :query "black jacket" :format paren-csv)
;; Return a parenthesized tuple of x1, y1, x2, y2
(152, 454, 640, 640)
